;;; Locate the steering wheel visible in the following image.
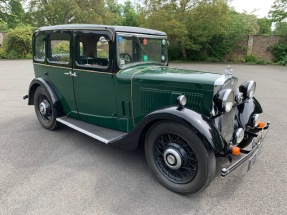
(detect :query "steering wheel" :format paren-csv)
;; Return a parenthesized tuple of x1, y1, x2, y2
(94, 58, 103, 66)
(120, 53, 132, 64)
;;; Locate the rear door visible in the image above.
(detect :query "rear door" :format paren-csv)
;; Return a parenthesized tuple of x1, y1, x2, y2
(45, 31, 79, 119)
(72, 30, 119, 130)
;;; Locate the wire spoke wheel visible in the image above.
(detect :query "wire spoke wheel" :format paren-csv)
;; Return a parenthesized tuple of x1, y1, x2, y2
(154, 133, 198, 184)
(145, 122, 216, 194)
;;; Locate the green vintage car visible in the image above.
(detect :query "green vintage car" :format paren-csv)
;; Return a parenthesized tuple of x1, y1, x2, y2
(24, 24, 269, 194)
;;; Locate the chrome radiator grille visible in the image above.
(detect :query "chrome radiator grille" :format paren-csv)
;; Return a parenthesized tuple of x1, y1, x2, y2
(214, 76, 238, 143)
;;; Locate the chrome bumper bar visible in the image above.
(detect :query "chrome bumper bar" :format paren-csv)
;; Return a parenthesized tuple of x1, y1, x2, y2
(221, 122, 270, 177)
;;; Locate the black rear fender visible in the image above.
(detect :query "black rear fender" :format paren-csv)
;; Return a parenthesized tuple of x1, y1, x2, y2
(28, 77, 63, 115)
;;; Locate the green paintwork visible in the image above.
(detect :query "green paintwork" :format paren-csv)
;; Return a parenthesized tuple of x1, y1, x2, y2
(116, 65, 222, 131)
(33, 64, 79, 119)
(72, 70, 119, 130)
(32, 27, 222, 134)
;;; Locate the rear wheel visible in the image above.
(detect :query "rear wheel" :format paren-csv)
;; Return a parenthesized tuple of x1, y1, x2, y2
(34, 86, 59, 130)
(145, 121, 216, 194)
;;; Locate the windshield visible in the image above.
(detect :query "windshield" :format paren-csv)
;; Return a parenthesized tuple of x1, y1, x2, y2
(117, 34, 168, 68)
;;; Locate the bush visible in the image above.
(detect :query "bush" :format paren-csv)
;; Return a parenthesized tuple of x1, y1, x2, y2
(244, 55, 268, 65)
(270, 41, 287, 65)
(2, 26, 33, 59)
(244, 55, 257, 63)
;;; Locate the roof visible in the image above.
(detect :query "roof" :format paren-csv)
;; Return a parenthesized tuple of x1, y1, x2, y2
(37, 24, 166, 36)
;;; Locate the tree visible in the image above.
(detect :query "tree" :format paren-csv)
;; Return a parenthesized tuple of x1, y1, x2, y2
(122, 0, 139, 26)
(106, 0, 123, 25)
(28, 0, 108, 26)
(257, 17, 272, 35)
(0, 0, 27, 28)
(0, 19, 8, 31)
(274, 21, 287, 36)
(269, 0, 287, 23)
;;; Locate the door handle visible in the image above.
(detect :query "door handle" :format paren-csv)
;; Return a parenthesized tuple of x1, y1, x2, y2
(70, 72, 77, 77)
(64, 71, 77, 77)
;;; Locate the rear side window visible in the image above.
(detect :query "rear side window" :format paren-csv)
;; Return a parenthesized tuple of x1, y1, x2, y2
(48, 34, 70, 64)
(34, 34, 46, 62)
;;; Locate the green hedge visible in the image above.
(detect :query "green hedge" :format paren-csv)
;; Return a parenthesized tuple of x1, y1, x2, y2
(0, 26, 33, 59)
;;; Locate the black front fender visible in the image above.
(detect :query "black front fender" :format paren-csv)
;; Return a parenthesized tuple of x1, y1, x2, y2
(110, 106, 224, 152)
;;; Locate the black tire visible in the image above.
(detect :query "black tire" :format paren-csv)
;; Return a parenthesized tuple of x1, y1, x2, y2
(34, 86, 59, 130)
(145, 121, 216, 194)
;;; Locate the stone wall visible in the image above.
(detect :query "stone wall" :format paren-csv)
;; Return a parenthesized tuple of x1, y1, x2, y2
(228, 35, 285, 62)
(248, 35, 282, 61)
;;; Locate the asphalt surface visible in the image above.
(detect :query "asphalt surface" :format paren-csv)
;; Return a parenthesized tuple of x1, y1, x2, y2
(0, 60, 286, 215)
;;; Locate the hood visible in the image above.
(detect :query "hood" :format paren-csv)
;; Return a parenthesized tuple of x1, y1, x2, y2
(116, 65, 222, 91)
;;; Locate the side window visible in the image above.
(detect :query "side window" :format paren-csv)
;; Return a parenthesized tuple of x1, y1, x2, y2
(34, 34, 45, 62)
(48, 34, 70, 64)
(76, 34, 110, 68)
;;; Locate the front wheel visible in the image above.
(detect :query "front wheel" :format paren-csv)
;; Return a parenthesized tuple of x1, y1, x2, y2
(34, 86, 59, 130)
(145, 122, 216, 194)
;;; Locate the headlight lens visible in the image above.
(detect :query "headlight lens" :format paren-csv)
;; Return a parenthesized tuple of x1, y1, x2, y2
(214, 89, 234, 113)
(177, 95, 187, 106)
(239, 80, 256, 99)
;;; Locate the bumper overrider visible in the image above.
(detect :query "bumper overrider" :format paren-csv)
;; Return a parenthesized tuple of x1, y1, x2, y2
(221, 122, 270, 177)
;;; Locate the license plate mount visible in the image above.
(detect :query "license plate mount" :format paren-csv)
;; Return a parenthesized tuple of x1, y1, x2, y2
(247, 143, 262, 172)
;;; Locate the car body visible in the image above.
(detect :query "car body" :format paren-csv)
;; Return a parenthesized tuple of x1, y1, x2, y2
(25, 24, 270, 194)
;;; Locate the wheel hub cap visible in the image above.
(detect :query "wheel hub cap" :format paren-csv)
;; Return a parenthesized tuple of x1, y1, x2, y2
(163, 148, 182, 170)
(39, 101, 49, 115)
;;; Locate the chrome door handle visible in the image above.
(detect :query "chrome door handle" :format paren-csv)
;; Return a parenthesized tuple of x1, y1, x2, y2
(70, 72, 77, 77)
(64, 71, 77, 77)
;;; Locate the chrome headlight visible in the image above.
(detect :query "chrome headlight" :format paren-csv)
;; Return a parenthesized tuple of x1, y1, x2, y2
(233, 128, 245, 144)
(239, 80, 256, 99)
(250, 114, 260, 128)
(177, 95, 187, 106)
(213, 89, 234, 113)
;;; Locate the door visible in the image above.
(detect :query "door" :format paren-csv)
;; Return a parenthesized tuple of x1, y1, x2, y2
(45, 31, 79, 119)
(72, 30, 119, 130)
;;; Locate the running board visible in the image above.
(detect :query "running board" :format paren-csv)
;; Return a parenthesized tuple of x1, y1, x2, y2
(56, 116, 127, 144)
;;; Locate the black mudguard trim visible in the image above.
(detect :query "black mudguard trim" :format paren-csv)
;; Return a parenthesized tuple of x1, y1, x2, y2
(109, 107, 224, 152)
(253, 97, 263, 114)
(237, 97, 263, 128)
(28, 77, 62, 115)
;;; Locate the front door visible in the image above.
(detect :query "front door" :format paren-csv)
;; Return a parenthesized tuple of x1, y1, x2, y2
(72, 30, 119, 130)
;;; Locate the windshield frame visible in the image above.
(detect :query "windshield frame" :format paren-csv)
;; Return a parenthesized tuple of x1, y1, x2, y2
(116, 33, 168, 69)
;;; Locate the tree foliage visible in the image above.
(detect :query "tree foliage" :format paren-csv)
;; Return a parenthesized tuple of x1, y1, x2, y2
(28, 0, 108, 26)
(269, 0, 287, 22)
(0, 0, 30, 28)
(274, 21, 287, 36)
(271, 38, 287, 65)
(257, 18, 272, 35)
(0, 0, 286, 61)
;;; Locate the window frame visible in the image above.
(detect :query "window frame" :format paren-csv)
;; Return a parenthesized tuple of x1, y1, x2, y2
(33, 32, 46, 63)
(47, 31, 72, 67)
(116, 33, 168, 69)
(73, 30, 113, 72)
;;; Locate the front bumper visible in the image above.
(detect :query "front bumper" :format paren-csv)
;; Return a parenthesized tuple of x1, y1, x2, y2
(221, 122, 270, 177)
